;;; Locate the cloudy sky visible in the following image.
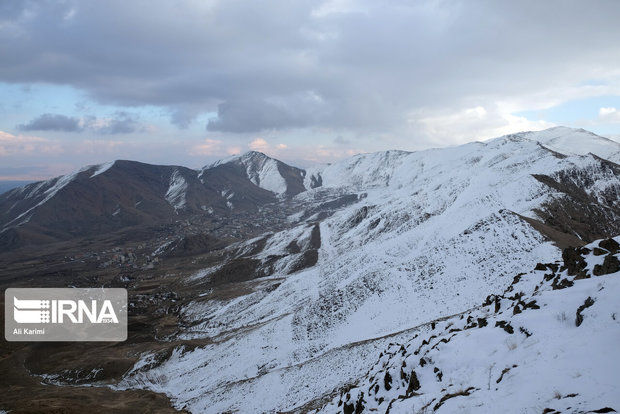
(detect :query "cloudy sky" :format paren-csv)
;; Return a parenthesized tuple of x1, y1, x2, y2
(1, 0, 620, 179)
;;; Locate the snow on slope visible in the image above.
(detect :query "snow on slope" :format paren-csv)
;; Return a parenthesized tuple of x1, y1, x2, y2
(243, 153, 288, 195)
(1, 166, 89, 231)
(90, 161, 115, 178)
(305, 127, 620, 191)
(303, 150, 412, 190)
(318, 237, 620, 414)
(516, 126, 620, 163)
(204, 151, 290, 195)
(2, 160, 120, 231)
(165, 169, 188, 212)
(116, 130, 620, 413)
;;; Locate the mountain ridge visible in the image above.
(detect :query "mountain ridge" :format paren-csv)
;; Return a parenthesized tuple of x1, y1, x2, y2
(2, 126, 619, 250)
(1, 127, 619, 413)
(104, 128, 620, 413)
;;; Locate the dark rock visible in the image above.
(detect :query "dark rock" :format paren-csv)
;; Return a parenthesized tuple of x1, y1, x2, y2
(552, 277, 574, 290)
(496, 367, 511, 383)
(575, 297, 595, 327)
(534, 263, 547, 271)
(285, 240, 301, 254)
(574, 271, 591, 280)
(562, 247, 588, 276)
(406, 370, 421, 394)
(384, 371, 392, 391)
(513, 273, 525, 285)
(434, 367, 443, 381)
(482, 295, 494, 306)
(599, 238, 620, 253)
(593, 254, 620, 276)
(433, 387, 475, 411)
(309, 223, 322, 249)
(593, 247, 608, 256)
(287, 250, 319, 274)
(495, 320, 514, 334)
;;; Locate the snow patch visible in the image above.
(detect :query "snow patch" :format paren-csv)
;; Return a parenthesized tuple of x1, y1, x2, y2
(90, 161, 115, 178)
(165, 170, 188, 213)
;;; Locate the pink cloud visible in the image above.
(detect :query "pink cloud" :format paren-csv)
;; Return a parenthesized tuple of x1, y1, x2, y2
(248, 138, 269, 152)
(191, 138, 224, 156)
(0, 130, 63, 156)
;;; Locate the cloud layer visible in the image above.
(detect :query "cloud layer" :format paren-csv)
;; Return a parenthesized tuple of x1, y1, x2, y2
(18, 112, 142, 134)
(1, 0, 619, 141)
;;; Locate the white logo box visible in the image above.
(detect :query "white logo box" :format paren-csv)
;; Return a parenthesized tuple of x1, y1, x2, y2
(5, 288, 127, 342)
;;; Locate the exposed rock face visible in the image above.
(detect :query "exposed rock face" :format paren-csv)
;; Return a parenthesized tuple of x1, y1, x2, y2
(531, 159, 620, 244)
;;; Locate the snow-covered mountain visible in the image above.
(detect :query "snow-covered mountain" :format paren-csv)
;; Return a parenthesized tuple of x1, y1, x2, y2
(515, 126, 620, 163)
(305, 127, 620, 189)
(110, 128, 620, 413)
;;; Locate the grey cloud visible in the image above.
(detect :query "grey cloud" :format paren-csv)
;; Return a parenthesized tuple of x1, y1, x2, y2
(207, 100, 299, 133)
(18, 114, 82, 132)
(170, 107, 204, 129)
(334, 136, 351, 146)
(2, 0, 620, 135)
(207, 93, 331, 132)
(17, 112, 142, 134)
(94, 112, 141, 134)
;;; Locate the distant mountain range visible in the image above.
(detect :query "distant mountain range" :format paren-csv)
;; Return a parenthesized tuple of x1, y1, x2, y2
(2, 126, 619, 252)
(0, 151, 306, 249)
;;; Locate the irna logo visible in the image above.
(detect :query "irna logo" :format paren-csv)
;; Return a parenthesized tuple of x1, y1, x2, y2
(13, 297, 119, 324)
(5, 288, 127, 342)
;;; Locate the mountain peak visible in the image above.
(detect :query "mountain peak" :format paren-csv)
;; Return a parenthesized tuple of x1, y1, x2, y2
(241, 150, 270, 159)
(482, 127, 620, 163)
(200, 151, 306, 196)
(202, 150, 273, 170)
(526, 127, 620, 162)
